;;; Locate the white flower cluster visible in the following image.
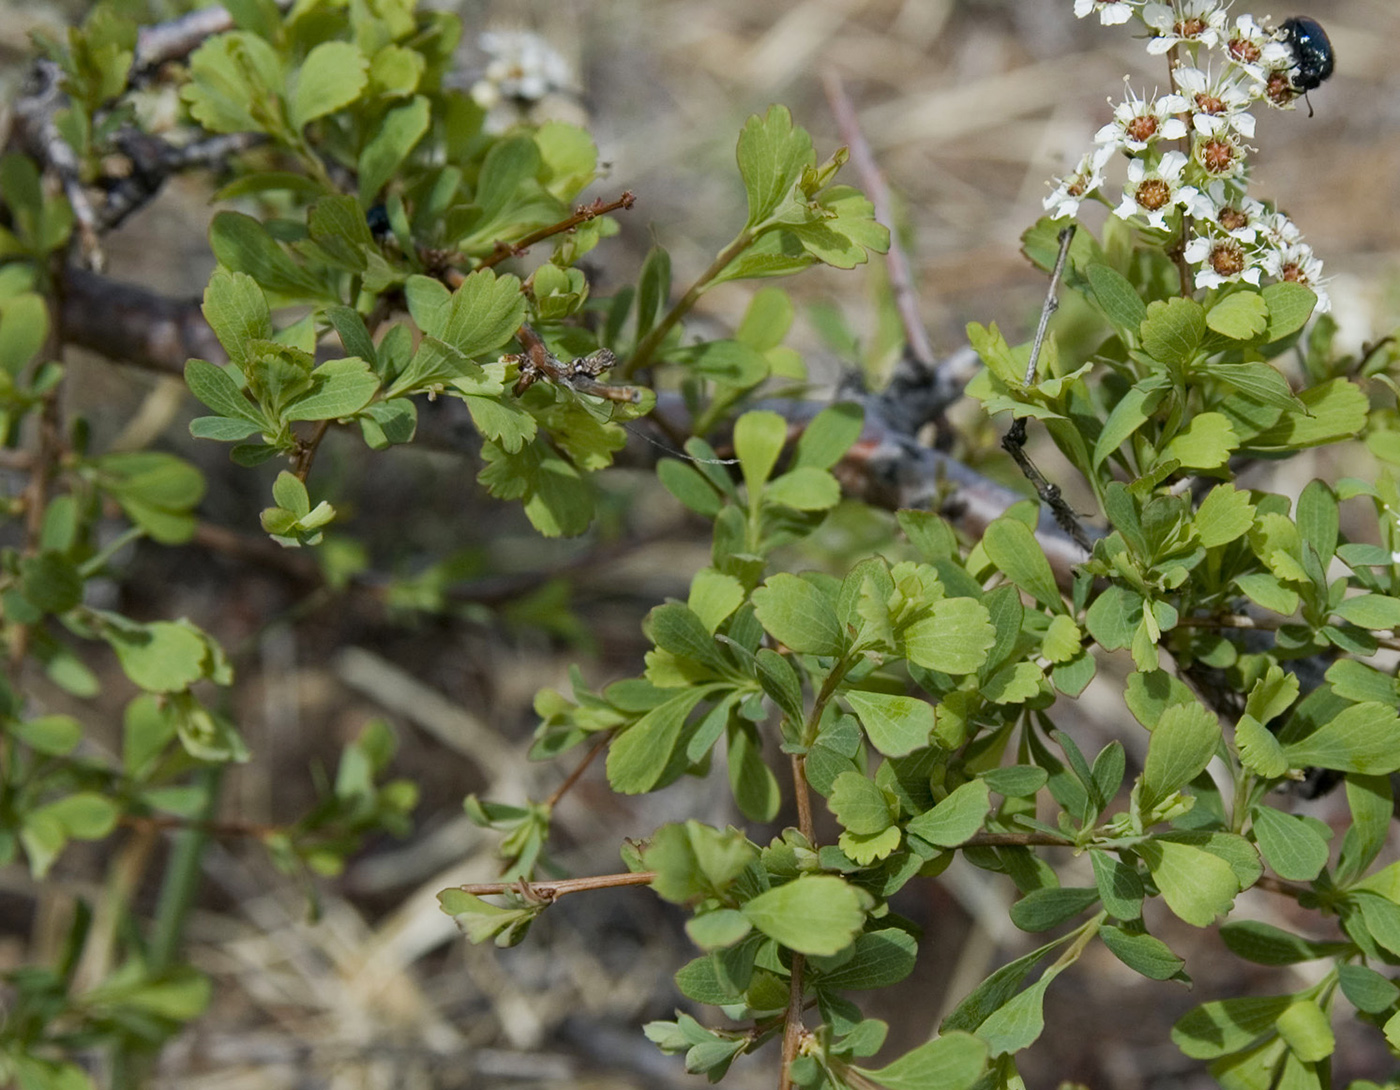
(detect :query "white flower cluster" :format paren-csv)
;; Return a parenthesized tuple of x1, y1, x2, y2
(1053, 1, 1330, 310)
(471, 30, 574, 110)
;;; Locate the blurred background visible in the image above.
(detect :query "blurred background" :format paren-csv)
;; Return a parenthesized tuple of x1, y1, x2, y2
(3, 0, 1400, 1086)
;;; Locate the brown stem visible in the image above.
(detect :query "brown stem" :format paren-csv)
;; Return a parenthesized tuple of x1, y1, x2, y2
(473, 191, 636, 271)
(791, 754, 815, 844)
(120, 813, 277, 839)
(779, 951, 807, 1090)
(458, 870, 656, 901)
(544, 733, 612, 809)
(821, 72, 934, 372)
(292, 419, 333, 481)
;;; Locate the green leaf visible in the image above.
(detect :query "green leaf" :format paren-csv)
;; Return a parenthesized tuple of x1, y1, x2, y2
(906, 780, 991, 848)
(1337, 963, 1400, 1014)
(1141, 702, 1221, 811)
(1138, 838, 1240, 927)
(190, 415, 264, 441)
(12, 714, 82, 756)
(1085, 586, 1144, 650)
(729, 725, 781, 823)
(438, 889, 538, 947)
(1086, 263, 1147, 332)
(1250, 378, 1368, 452)
(980, 661, 1044, 705)
(1335, 594, 1400, 630)
(408, 269, 524, 362)
(1262, 281, 1318, 341)
(1090, 849, 1145, 920)
(741, 874, 866, 956)
(359, 95, 430, 203)
(852, 1032, 988, 1090)
(684, 910, 753, 954)
(1098, 924, 1184, 980)
(1040, 614, 1082, 663)
(1093, 380, 1166, 469)
(765, 466, 841, 511)
(735, 410, 787, 495)
(982, 517, 1062, 611)
(941, 940, 1055, 1033)
(1202, 361, 1302, 412)
(845, 690, 933, 758)
(39, 791, 118, 839)
(283, 357, 379, 421)
(645, 601, 727, 673)
(1206, 291, 1268, 340)
(19, 552, 83, 614)
(903, 598, 995, 674)
(756, 649, 804, 723)
(981, 765, 1049, 798)
(185, 356, 269, 427)
(659, 459, 724, 517)
(606, 687, 712, 794)
(1161, 412, 1237, 470)
(201, 268, 272, 368)
(1219, 920, 1348, 965)
(1140, 296, 1206, 369)
(1173, 995, 1294, 1059)
(1275, 1000, 1333, 1063)
(210, 212, 323, 298)
(106, 621, 209, 693)
(1250, 805, 1330, 882)
(291, 41, 367, 129)
(736, 105, 814, 229)
(1338, 774, 1393, 885)
(1236, 715, 1289, 778)
(688, 569, 745, 634)
(1009, 886, 1099, 932)
(814, 928, 918, 991)
(181, 31, 284, 134)
(975, 974, 1052, 1056)
(1282, 701, 1400, 774)
(795, 403, 864, 470)
(0, 292, 48, 375)
(643, 821, 759, 904)
(752, 573, 843, 656)
(828, 771, 898, 835)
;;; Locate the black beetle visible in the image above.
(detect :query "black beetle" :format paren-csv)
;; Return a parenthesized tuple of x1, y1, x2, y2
(1280, 16, 1335, 92)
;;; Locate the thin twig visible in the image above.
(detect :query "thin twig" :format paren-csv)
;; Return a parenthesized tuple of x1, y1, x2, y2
(821, 72, 934, 371)
(1001, 225, 1092, 553)
(544, 733, 611, 809)
(458, 870, 656, 900)
(474, 191, 636, 271)
(1022, 225, 1075, 388)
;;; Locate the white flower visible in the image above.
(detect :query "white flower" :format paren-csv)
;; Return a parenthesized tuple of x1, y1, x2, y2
(1223, 15, 1293, 85)
(1197, 184, 1268, 243)
(472, 30, 573, 106)
(1074, 0, 1139, 25)
(1261, 238, 1331, 312)
(1094, 83, 1189, 152)
(1184, 230, 1263, 289)
(1173, 66, 1257, 138)
(1142, 1, 1227, 55)
(1192, 129, 1248, 179)
(1114, 151, 1208, 230)
(1044, 147, 1113, 219)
